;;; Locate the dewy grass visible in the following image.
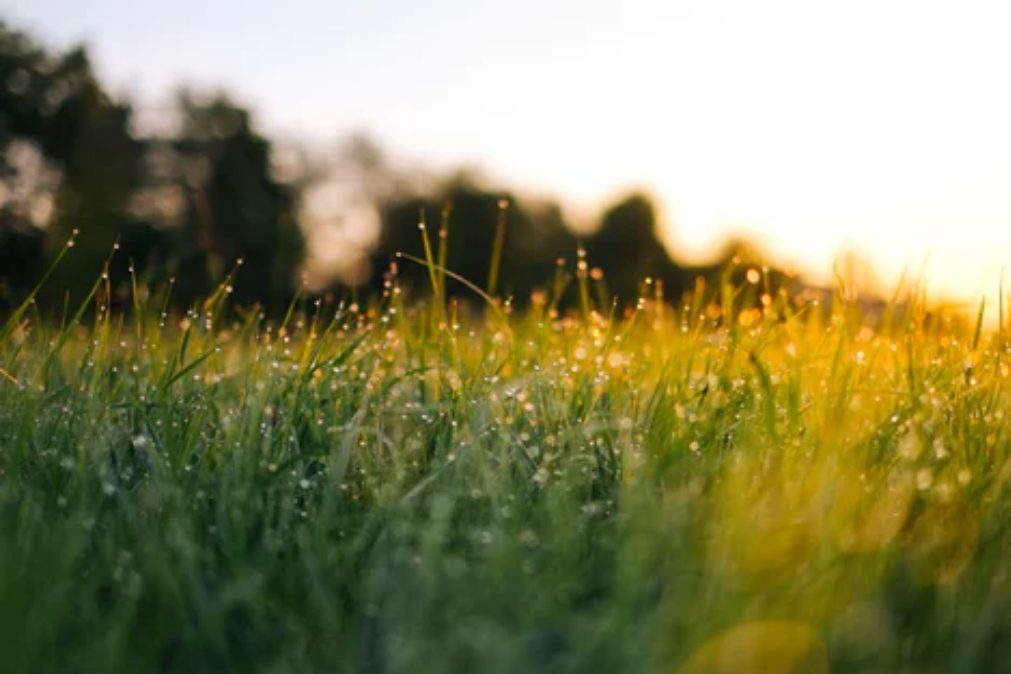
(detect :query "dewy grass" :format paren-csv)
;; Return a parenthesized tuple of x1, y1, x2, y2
(2, 256, 1011, 673)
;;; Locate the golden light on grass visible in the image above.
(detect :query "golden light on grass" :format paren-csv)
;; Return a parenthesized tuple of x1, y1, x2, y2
(676, 621, 829, 674)
(836, 470, 916, 554)
(708, 449, 827, 586)
(710, 448, 922, 589)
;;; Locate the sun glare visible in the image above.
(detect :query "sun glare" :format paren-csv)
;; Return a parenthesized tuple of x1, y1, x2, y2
(409, 0, 1011, 308)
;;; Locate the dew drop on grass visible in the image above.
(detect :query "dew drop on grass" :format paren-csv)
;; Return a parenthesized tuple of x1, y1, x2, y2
(898, 430, 922, 460)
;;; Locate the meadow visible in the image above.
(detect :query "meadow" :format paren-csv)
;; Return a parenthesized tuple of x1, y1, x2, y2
(2, 240, 1011, 673)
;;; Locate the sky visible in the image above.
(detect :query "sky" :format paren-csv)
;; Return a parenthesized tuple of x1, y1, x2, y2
(6, 0, 1011, 307)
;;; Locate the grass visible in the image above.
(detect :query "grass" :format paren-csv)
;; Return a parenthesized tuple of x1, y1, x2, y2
(2, 245, 1011, 673)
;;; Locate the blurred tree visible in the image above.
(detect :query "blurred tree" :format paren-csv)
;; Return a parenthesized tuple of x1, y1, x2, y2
(0, 21, 145, 307)
(582, 192, 692, 304)
(0, 207, 44, 310)
(137, 91, 304, 309)
(371, 173, 578, 303)
(0, 139, 53, 307)
(1, 21, 305, 313)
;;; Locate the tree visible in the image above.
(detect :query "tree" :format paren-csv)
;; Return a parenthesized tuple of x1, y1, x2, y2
(142, 91, 304, 309)
(582, 192, 693, 304)
(0, 22, 144, 306)
(371, 173, 578, 303)
(0, 24, 307, 313)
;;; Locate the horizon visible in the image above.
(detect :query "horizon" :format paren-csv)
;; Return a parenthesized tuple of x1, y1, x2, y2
(6, 0, 1011, 308)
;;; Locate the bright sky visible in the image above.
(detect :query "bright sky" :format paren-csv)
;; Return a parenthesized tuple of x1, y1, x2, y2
(7, 0, 1011, 307)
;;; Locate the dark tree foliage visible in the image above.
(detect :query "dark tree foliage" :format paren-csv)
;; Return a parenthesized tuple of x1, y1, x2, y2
(580, 194, 797, 308)
(0, 22, 145, 306)
(371, 175, 579, 303)
(0, 213, 43, 309)
(369, 185, 793, 310)
(0, 21, 306, 314)
(583, 193, 686, 304)
(151, 92, 304, 309)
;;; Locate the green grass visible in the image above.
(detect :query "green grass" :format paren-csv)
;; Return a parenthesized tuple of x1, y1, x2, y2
(2, 257, 1011, 673)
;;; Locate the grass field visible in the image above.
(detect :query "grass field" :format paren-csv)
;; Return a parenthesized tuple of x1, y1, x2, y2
(2, 247, 1011, 673)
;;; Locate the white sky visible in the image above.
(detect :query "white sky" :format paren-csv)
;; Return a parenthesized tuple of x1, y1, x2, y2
(7, 0, 1011, 307)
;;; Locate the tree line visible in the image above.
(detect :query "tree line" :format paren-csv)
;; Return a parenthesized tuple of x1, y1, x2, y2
(0, 20, 792, 316)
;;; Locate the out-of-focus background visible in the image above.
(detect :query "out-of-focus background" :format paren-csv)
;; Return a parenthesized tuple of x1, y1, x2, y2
(2, 0, 1010, 312)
